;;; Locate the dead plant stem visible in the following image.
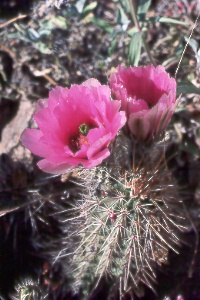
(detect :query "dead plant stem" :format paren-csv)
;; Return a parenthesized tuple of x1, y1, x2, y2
(0, 15, 28, 28)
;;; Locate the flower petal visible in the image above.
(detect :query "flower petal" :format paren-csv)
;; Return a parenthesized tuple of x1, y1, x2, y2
(21, 129, 54, 157)
(21, 80, 125, 174)
(83, 148, 110, 168)
(37, 159, 71, 174)
(109, 64, 178, 141)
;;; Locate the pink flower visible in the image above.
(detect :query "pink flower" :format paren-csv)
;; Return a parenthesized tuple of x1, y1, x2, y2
(109, 65, 179, 141)
(21, 79, 126, 174)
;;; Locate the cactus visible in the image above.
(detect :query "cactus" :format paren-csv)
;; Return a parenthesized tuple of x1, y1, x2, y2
(11, 279, 42, 300)
(66, 134, 188, 298)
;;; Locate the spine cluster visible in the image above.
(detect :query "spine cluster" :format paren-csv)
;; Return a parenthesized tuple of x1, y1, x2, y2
(67, 137, 187, 297)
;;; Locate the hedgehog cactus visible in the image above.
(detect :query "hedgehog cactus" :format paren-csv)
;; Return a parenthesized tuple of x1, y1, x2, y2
(20, 65, 186, 298)
(69, 136, 187, 297)
(11, 279, 42, 300)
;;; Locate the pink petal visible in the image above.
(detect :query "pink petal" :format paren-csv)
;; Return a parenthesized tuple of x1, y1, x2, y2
(128, 111, 150, 140)
(87, 132, 112, 159)
(109, 65, 176, 106)
(83, 148, 110, 168)
(128, 98, 149, 114)
(108, 110, 126, 136)
(21, 129, 54, 157)
(34, 107, 61, 135)
(81, 78, 101, 87)
(37, 98, 48, 111)
(37, 159, 72, 174)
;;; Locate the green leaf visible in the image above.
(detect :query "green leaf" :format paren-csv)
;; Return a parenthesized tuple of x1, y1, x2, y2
(34, 41, 52, 54)
(50, 16, 68, 29)
(41, 16, 67, 32)
(184, 36, 199, 54)
(117, 4, 130, 31)
(82, 1, 97, 17)
(177, 82, 200, 95)
(162, 57, 178, 67)
(90, 17, 113, 33)
(127, 27, 138, 36)
(27, 28, 40, 40)
(156, 17, 189, 26)
(119, 0, 130, 13)
(137, 0, 151, 19)
(108, 38, 118, 55)
(128, 31, 142, 66)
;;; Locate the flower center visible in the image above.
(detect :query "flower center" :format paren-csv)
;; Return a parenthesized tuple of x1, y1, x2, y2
(79, 123, 89, 136)
(69, 123, 91, 153)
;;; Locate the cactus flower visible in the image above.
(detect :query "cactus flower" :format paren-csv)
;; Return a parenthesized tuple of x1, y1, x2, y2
(21, 79, 126, 174)
(109, 65, 178, 141)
